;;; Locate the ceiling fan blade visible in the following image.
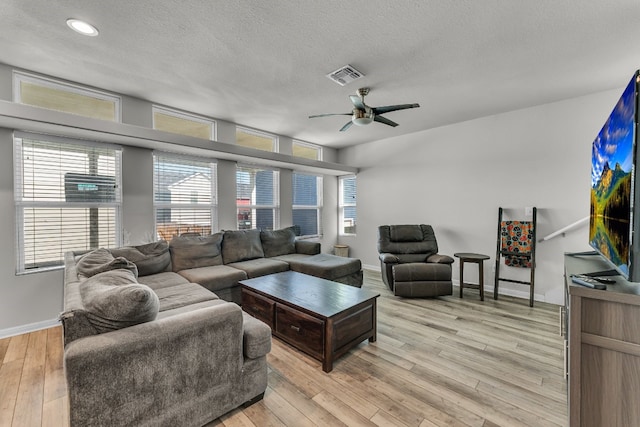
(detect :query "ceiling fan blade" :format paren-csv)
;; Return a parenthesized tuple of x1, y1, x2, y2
(309, 112, 352, 118)
(374, 115, 399, 127)
(349, 95, 366, 110)
(373, 103, 420, 115)
(339, 121, 354, 132)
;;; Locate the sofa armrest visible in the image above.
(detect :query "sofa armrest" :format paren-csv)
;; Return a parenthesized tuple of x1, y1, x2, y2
(242, 313, 272, 359)
(379, 253, 400, 264)
(427, 253, 454, 265)
(64, 303, 244, 426)
(295, 240, 320, 255)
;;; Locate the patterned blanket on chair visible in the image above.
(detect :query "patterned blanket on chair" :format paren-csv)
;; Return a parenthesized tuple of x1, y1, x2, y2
(500, 220, 533, 268)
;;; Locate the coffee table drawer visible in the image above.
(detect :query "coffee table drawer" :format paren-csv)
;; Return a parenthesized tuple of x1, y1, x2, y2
(242, 289, 275, 327)
(275, 304, 324, 358)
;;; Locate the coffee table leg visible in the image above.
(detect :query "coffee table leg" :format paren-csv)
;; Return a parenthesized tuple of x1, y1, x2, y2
(323, 320, 333, 373)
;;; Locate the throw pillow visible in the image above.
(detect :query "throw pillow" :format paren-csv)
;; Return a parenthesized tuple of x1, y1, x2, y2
(76, 248, 138, 278)
(80, 269, 159, 333)
(169, 233, 224, 271)
(110, 241, 171, 276)
(260, 226, 296, 257)
(222, 229, 265, 264)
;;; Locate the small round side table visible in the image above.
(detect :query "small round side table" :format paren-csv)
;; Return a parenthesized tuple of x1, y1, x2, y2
(454, 252, 490, 301)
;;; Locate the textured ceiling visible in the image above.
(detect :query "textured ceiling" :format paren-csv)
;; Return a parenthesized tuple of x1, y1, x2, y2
(1, 0, 640, 148)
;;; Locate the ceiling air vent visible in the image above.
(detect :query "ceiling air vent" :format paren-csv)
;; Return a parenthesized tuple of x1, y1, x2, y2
(326, 65, 364, 86)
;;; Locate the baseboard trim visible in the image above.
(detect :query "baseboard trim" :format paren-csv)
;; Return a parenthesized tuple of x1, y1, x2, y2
(0, 318, 60, 339)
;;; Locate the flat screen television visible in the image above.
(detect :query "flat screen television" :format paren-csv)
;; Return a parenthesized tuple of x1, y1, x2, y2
(589, 71, 640, 281)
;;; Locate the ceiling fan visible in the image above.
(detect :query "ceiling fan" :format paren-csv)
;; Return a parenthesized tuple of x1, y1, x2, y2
(309, 87, 419, 132)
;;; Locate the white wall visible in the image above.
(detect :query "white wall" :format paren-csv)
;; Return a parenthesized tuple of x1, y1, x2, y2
(339, 88, 623, 305)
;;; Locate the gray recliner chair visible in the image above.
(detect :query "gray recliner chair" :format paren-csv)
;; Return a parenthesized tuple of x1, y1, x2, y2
(377, 224, 454, 297)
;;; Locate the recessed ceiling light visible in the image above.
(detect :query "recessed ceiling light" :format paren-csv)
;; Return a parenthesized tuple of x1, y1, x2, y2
(66, 19, 99, 37)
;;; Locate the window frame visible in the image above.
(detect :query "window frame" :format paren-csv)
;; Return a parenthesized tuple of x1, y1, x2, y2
(292, 172, 323, 237)
(14, 132, 123, 274)
(153, 152, 218, 240)
(339, 175, 357, 236)
(236, 163, 280, 231)
(152, 105, 217, 141)
(236, 126, 279, 152)
(13, 70, 122, 122)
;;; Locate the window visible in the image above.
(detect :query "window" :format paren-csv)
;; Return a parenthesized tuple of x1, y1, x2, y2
(152, 106, 216, 140)
(339, 176, 356, 235)
(293, 172, 322, 237)
(14, 133, 122, 273)
(236, 165, 279, 230)
(13, 71, 121, 122)
(293, 140, 322, 160)
(153, 153, 218, 240)
(236, 127, 278, 152)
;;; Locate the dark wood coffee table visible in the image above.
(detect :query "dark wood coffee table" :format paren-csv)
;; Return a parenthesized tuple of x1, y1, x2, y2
(240, 271, 379, 372)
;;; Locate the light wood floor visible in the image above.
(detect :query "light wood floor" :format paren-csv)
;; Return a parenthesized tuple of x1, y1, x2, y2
(1, 270, 567, 426)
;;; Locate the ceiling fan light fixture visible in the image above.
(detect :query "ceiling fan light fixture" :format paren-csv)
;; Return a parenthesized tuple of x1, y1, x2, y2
(66, 19, 99, 36)
(352, 108, 374, 126)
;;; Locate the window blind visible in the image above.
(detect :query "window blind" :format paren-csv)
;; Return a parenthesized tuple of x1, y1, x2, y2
(293, 172, 322, 236)
(14, 134, 122, 272)
(340, 176, 357, 235)
(153, 153, 217, 240)
(236, 164, 279, 230)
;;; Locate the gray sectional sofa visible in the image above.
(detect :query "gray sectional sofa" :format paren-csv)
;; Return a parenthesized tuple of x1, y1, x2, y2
(61, 226, 362, 427)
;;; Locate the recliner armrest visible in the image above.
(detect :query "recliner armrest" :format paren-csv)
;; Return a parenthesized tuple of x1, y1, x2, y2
(427, 253, 454, 265)
(379, 253, 400, 264)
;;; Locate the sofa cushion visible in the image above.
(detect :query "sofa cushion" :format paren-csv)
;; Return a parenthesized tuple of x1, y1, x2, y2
(227, 258, 290, 278)
(110, 241, 170, 276)
(260, 227, 296, 258)
(285, 253, 361, 281)
(154, 282, 219, 312)
(137, 271, 190, 291)
(169, 233, 224, 271)
(76, 248, 138, 278)
(222, 229, 264, 264)
(177, 265, 248, 292)
(79, 269, 159, 333)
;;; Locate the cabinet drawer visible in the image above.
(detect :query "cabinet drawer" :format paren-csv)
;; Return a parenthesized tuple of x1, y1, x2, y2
(275, 304, 324, 358)
(242, 289, 274, 327)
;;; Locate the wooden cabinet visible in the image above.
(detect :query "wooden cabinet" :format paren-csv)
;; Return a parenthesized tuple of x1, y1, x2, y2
(565, 254, 640, 427)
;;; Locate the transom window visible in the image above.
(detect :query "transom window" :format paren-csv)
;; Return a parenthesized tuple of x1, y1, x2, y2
(236, 127, 278, 152)
(153, 153, 218, 240)
(14, 133, 122, 273)
(292, 140, 322, 160)
(236, 164, 279, 230)
(152, 106, 216, 140)
(293, 172, 323, 237)
(13, 71, 121, 122)
(339, 175, 356, 235)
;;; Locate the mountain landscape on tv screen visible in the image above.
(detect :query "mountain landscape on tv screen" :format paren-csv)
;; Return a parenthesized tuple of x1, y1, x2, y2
(590, 161, 631, 267)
